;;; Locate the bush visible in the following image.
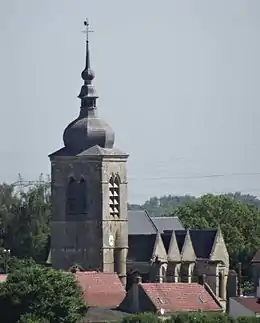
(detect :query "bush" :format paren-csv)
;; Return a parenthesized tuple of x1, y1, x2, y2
(0, 263, 86, 323)
(120, 313, 260, 323)
(18, 313, 49, 323)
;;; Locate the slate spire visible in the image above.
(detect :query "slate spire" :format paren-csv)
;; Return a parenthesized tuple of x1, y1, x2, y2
(78, 19, 98, 110)
(62, 19, 115, 153)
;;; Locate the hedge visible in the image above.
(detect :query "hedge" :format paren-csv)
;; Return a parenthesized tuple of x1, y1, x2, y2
(120, 313, 260, 323)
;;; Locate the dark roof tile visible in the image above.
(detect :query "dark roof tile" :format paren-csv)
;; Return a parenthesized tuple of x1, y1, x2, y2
(128, 210, 158, 235)
(152, 216, 184, 233)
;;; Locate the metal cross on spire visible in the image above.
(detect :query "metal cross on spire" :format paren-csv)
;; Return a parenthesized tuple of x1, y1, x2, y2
(83, 18, 94, 42)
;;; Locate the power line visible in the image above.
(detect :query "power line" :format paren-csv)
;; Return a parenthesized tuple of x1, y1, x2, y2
(128, 171, 260, 181)
(6, 171, 260, 187)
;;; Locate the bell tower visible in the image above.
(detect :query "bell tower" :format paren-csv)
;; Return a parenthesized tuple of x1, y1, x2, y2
(49, 19, 129, 286)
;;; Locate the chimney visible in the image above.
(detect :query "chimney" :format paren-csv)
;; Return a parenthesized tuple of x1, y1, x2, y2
(198, 274, 206, 286)
(132, 275, 142, 313)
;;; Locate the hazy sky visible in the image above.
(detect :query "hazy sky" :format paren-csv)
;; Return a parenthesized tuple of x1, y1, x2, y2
(0, 0, 260, 203)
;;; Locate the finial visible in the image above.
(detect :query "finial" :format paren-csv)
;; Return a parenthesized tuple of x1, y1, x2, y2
(83, 18, 94, 43)
(78, 18, 98, 106)
(81, 19, 95, 83)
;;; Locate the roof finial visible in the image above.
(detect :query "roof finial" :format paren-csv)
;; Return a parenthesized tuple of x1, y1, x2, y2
(80, 19, 94, 84)
(83, 18, 93, 43)
(78, 19, 98, 105)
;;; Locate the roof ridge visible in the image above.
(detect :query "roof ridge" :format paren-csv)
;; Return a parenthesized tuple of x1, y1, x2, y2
(145, 210, 159, 233)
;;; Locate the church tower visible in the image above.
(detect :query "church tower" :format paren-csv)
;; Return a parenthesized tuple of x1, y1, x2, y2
(49, 20, 129, 286)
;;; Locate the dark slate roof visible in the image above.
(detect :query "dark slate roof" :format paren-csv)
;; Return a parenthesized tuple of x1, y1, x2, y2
(128, 234, 157, 262)
(128, 210, 158, 235)
(175, 230, 187, 254)
(161, 234, 172, 253)
(189, 229, 217, 259)
(162, 229, 217, 259)
(77, 145, 128, 157)
(152, 216, 184, 233)
(127, 210, 184, 235)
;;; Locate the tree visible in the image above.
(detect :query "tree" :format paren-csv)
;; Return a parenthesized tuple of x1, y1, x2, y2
(128, 195, 196, 216)
(0, 177, 51, 267)
(172, 194, 260, 270)
(128, 192, 260, 217)
(0, 264, 86, 323)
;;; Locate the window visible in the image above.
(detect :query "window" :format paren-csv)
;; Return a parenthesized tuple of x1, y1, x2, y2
(79, 178, 87, 213)
(109, 174, 120, 217)
(66, 177, 87, 218)
(66, 177, 78, 215)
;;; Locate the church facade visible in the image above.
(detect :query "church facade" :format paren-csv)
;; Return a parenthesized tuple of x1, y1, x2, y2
(48, 21, 230, 304)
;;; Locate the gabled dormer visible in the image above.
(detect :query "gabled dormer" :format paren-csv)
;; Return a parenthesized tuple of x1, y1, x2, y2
(181, 230, 196, 262)
(180, 230, 196, 283)
(151, 232, 168, 263)
(168, 231, 181, 263)
(209, 227, 229, 267)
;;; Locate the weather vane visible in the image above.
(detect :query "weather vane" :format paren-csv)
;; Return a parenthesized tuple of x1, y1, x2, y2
(82, 18, 94, 42)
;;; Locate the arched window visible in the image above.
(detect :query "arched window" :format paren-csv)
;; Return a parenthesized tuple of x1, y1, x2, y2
(79, 177, 87, 213)
(218, 271, 224, 299)
(66, 177, 87, 218)
(66, 177, 78, 216)
(109, 174, 120, 217)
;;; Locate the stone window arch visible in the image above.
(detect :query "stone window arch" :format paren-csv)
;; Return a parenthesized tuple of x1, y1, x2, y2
(109, 174, 120, 217)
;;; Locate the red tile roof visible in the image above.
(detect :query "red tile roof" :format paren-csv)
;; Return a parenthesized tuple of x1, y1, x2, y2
(140, 283, 222, 313)
(232, 297, 260, 313)
(75, 271, 126, 309)
(0, 274, 7, 282)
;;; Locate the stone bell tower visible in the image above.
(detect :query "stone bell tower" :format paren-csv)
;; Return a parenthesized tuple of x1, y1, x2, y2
(49, 20, 129, 286)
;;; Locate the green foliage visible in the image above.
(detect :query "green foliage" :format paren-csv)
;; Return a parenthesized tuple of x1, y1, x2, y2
(18, 313, 49, 323)
(128, 192, 260, 217)
(0, 263, 86, 323)
(0, 176, 50, 267)
(121, 312, 161, 322)
(128, 195, 196, 216)
(120, 313, 260, 323)
(173, 194, 260, 269)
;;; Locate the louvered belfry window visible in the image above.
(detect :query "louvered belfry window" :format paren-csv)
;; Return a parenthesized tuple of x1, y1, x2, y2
(109, 175, 120, 217)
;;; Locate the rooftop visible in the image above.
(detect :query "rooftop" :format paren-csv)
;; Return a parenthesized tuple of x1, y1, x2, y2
(75, 271, 126, 309)
(231, 296, 260, 314)
(141, 282, 222, 313)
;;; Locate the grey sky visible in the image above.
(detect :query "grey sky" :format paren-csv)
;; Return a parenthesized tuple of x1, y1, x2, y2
(0, 0, 260, 203)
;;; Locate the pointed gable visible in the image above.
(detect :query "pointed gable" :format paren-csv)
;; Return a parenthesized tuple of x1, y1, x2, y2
(181, 230, 196, 262)
(151, 232, 168, 262)
(209, 228, 229, 266)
